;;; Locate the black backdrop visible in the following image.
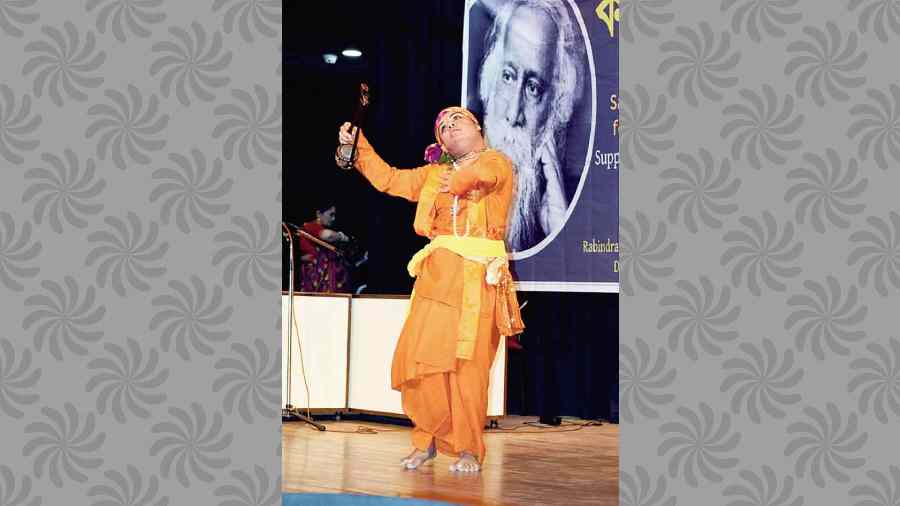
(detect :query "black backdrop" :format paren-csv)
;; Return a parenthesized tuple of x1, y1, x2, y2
(285, 1, 617, 422)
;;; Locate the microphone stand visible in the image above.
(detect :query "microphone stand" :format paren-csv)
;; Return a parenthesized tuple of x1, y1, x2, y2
(282, 222, 326, 431)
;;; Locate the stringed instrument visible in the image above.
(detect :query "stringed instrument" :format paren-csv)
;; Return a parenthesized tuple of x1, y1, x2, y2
(295, 227, 366, 266)
(335, 83, 370, 170)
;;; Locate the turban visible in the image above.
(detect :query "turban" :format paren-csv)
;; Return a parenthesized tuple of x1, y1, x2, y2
(424, 106, 480, 163)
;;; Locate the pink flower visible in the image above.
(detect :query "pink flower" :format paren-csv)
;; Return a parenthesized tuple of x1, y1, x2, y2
(424, 143, 444, 163)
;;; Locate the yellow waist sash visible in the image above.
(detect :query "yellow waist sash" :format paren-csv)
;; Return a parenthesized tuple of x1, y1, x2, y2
(407, 235, 509, 360)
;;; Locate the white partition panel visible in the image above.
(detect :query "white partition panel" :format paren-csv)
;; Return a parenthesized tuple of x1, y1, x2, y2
(346, 298, 408, 414)
(488, 336, 506, 416)
(281, 294, 349, 409)
(348, 297, 506, 417)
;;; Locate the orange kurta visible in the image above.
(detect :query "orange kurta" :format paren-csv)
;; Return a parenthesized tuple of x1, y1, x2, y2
(354, 132, 519, 462)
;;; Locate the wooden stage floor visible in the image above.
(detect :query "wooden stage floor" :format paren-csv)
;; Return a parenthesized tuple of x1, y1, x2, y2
(282, 416, 618, 505)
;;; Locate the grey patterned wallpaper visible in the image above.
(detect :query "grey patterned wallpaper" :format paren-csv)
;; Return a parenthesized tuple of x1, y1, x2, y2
(620, 0, 900, 504)
(0, 0, 281, 504)
(3, 0, 898, 503)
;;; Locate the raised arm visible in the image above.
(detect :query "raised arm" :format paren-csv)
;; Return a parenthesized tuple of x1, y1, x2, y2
(339, 122, 429, 202)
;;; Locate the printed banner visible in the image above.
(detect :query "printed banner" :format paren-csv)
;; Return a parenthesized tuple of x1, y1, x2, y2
(463, 0, 619, 292)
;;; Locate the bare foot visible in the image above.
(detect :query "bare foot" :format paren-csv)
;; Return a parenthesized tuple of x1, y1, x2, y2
(449, 452, 480, 473)
(400, 442, 436, 470)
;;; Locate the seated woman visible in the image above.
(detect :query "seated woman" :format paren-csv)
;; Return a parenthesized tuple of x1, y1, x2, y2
(298, 204, 352, 293)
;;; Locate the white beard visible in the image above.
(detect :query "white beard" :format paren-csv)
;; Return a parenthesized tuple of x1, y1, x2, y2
(484, 111, 544, 252)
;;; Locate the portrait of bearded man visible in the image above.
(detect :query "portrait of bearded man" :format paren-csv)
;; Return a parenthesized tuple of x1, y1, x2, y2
(472, 0, 587, 253)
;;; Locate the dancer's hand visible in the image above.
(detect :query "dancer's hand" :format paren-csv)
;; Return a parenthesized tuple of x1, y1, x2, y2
(338, 122, 359, 145)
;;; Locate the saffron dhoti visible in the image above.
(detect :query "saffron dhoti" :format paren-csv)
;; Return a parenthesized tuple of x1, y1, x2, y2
(354, 130, 523, 462)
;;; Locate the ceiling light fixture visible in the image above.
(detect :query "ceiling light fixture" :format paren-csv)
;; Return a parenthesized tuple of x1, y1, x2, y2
(342, 48, 362, 58)
(323, 53, 338, 64)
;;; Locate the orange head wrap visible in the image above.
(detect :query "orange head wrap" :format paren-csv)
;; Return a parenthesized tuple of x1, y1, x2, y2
(424, 106, 480, 163)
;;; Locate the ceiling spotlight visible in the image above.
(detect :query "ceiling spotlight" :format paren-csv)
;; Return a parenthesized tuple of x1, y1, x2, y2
(323, 53, 338, 64)
(342, 48, 362, 58)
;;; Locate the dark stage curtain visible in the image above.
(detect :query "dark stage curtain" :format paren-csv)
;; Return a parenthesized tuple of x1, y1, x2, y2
(357, 1, 469, 294)
(507, 292, 619, 422)
(285, 1, 617, 422)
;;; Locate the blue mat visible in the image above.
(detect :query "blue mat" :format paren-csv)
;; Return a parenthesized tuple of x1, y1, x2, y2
(282, 493, 459, 506)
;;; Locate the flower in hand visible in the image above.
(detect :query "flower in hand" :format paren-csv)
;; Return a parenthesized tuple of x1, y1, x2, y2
(424, 143, 443, 163)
